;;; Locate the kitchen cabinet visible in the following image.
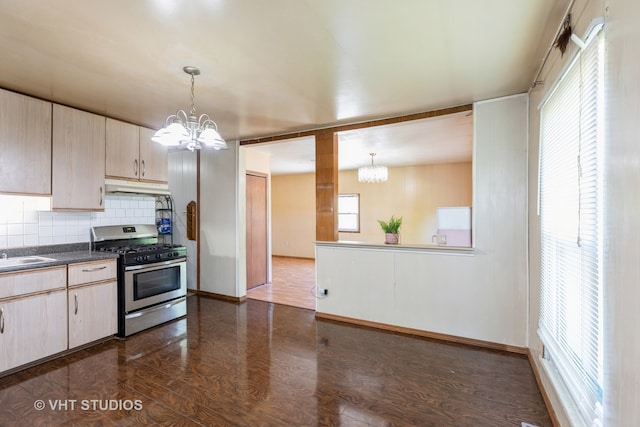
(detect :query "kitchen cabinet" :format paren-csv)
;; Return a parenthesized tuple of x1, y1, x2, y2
(0, 267, 68, 373)
(67, 260, 117, 348)
(0, 88, 52, 195)
(106, 119, 168, 183)
(139, 126, 168, 182)
(52, 104, 106, 211)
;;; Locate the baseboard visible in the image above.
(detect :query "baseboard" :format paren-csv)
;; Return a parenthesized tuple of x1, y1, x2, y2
(195, 289, 246, 303)
(272, 255, 315, 260)
(527, 349, 564, 427)
(314, 312, 528, 355)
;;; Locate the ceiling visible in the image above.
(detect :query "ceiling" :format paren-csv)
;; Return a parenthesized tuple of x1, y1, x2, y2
(0, 1, 567, 172)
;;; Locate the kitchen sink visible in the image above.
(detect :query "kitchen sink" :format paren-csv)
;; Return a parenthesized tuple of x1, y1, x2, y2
(0, 255, 57, 268)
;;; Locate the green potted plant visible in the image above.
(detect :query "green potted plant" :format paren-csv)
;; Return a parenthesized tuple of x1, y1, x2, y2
(377, 215, 402, 244)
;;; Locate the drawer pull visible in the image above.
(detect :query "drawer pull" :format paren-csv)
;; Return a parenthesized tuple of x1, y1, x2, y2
(81, 266, 107, 272)
(74, 294, 78, 315)
(0, 308, 4, 334)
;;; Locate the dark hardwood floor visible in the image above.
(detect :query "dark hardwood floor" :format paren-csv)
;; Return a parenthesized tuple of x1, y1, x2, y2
(0, 296, 552, 426)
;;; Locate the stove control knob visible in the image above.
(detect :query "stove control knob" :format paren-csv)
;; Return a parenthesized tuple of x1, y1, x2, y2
(173, 251, 179, 257)
(167, 252, 173, 258)
(156, 254, 162, 259)
(144, 255, 150, 261)
(136, 256, 143, 262)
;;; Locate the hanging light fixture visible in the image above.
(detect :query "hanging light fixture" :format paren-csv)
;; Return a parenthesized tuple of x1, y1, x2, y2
(151, 66, 227, 152)
(358, 152, 388, 183)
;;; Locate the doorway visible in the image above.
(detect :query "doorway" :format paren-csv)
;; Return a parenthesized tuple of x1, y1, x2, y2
(246, 256, 315, 310)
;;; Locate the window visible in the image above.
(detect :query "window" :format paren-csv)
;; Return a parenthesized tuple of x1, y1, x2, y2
(538, 23, 604, 426)
(338, 194, 359, 232)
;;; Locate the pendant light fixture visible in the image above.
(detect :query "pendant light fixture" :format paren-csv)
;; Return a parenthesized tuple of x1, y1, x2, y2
(151, 66, 227, 152)
(358, 152, 388, 183)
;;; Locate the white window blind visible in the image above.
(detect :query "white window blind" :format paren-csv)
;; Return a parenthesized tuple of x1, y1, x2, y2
(538, 25, 604, 426)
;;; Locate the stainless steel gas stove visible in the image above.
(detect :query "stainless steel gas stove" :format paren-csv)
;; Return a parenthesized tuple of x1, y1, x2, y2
(91, 224, 187, 337)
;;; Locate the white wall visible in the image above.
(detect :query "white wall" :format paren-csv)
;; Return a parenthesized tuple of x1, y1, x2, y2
(199, 142, 241, 297)
(168, 150, 198, 290)
(316, 94, 529, 347)
(522, 0, 640, 425)
(528, 0, 640, 424)
(604, 0, 640, 424)
(0, 194, 155, 249)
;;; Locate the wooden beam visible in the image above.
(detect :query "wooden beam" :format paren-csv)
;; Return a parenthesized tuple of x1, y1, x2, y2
(315, 132, 338, 241)
(239, 104, 473, 145)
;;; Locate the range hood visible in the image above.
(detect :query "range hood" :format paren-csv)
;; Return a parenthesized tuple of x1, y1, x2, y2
(104, 178, 170, 196)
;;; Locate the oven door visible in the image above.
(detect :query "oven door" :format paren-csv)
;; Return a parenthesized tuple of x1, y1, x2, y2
(124, 258, 186, 312)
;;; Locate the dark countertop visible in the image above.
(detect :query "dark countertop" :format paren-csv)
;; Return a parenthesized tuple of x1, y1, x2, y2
(0, 243, 119, 274)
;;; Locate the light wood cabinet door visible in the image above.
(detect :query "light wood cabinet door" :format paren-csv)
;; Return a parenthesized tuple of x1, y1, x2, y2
(0, 88, 52, 195)
(0, 290, 68, 372)
(139, 127, 168, 183)
(68, 280, 117, 349)
(52, 105, 106, 210)
(105, 118, 140, 180)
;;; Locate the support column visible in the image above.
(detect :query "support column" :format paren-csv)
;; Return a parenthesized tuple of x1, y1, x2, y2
(315, 132, 338, 241)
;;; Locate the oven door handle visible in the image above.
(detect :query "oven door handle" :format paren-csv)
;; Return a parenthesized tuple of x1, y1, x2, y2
(124, 258, 186, 271)
(125, 296, 187, 319)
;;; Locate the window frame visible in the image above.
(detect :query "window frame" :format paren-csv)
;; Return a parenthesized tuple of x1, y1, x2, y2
(337, 193, 360, 233)
(537, 21, 604, 426)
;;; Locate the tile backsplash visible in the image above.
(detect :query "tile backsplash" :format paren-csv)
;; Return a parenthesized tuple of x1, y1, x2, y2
(0, 194, 156, 249)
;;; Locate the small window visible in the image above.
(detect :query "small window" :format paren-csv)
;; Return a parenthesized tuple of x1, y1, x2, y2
(338, 194, 359, 232)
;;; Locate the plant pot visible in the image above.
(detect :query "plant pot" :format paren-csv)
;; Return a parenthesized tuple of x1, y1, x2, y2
(385, 233, 399, 244)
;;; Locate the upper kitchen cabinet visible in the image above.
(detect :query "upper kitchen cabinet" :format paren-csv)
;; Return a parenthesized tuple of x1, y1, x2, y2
(139, 127, 168, 182)
(105, 119, 167, 183)
(0, 88, 52, 195)
(52, 105, 106, 211)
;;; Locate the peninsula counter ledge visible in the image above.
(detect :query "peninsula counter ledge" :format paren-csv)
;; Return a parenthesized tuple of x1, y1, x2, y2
(314, 240, 474, 254)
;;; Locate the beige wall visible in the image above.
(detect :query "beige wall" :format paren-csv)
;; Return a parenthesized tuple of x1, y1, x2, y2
(338, 162, 472, 244)
(271, 173, 316, 258)
(270, 162, 472, 258)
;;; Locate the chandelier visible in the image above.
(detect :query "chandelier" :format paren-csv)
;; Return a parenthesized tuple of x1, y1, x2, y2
(151, 66, 227, 152)
(358, 153, 388, 183)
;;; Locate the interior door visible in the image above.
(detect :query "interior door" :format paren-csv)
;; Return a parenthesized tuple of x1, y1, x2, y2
(246, 173, 267, 289)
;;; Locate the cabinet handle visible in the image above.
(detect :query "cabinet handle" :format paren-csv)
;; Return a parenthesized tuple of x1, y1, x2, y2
(99, 186, 103, 207)
(141, 160, 146, 177)
(81, 266, 107, 272)
(134, 159, 139, 177)
(74, 294, 78, 315)
(0, 308, 4, 334)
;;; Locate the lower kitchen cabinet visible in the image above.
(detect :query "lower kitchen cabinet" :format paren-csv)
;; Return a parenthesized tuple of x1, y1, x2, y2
(0, 261, 118, 376)
(68, 280, 117, 348)
(0, 266, 68, 373)
(0, 289, 68, 372)
(67, 260, 118, 349)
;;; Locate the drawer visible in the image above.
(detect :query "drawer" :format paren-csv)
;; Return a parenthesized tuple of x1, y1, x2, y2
(68, 260, 117, 287)
(0, 266, 67, 300)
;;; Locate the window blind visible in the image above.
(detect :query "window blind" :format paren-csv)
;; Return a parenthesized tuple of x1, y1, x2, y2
(538, 26, 604, 426)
